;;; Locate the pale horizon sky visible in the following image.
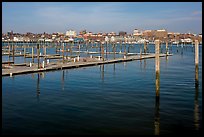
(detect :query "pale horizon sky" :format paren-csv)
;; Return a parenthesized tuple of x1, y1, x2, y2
(2, 2, 202, 34)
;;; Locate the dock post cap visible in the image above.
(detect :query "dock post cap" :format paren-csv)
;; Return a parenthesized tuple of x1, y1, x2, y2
(10, 73, 12, 77)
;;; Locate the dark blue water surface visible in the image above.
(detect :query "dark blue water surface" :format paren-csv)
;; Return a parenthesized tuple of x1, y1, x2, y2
(2, 44, 202, 135)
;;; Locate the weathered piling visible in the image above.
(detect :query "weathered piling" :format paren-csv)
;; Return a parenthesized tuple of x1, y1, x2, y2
(62, 43, 65, 63)
(24, 45, 26, 57)
(55, 43, 58, 54)
(113, 43, 116, 59)
(194, 40, 199, 87)
(37, 44, 40, 69)
(140, 44, 142, 58)
(144, 41, 147, 54)
(44, 45, 47, 64)
(155, 40, 160, 73)
(32, 47, 34, 63)
(195, 40, 199, 65)
(12, 44, 15, 62)
(124, 43, 127, 56)
(101, 42, 104, 61)
(155, 40, 160, 97)
(70, 41, 73, 56)
(78, 43, 80, 58)
(166, 40, 168, 55)
(99, 42, 102, 59)
(106, 41, 108, 59)
(8, 44, 11, 57)
(120, 41, 122, 53)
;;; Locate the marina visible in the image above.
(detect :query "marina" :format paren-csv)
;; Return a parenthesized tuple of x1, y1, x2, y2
(2, 2, 202, 135)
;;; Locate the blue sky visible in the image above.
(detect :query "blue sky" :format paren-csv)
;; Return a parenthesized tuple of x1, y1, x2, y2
(2, 2, 202, 34)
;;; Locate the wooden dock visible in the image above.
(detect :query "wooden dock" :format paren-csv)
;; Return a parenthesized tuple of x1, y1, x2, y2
(2, 54, 172, 77)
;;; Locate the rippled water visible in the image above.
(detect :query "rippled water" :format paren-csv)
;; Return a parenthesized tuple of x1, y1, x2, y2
(2, 44, 202, 135)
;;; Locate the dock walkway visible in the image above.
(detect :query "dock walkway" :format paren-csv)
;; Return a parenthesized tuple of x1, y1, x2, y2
(2, 54, 172, 77)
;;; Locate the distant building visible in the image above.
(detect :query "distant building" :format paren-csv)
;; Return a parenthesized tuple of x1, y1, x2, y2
(119, 31, 127, 37)
(154, 29, 168, 41)
(133, 29, 142, 36)
(79, 30, 87, 35)
(66, 30, 76, 37)
(198, 34, 202, 38)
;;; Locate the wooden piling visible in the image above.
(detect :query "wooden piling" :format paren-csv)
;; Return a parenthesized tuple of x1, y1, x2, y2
(24, 45, 26, 57)
(195, 40, 199, 65)
(78, 43, 80, 57)
(70, 41, 73, 56)
(120, 41, 122, 53)
(113, 43, 116, 59)
(155, 40, 160, 97)
(8, 44, 10, 57)
(37, 44, 40, 69)
(106, 41, 108, 59)
(144, 41, 147, 54)
(155, 40, 160, 73)
(100, 42, 102, 58)
(140, 44, 142, 58)
(32, 47, 34, 63)
(166, 40, 168, 55)
(12, 44, 15, 62)
(55, 42, 58, 54)
(66, 43, 68, 59)
(124, 43, 127, 56)
(44, 45, 47, 64)
(62, 43, 65, 63)
(102, 43, 104, 61)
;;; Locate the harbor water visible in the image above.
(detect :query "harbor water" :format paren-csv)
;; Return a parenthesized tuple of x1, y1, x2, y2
(2, 43, 202, 135)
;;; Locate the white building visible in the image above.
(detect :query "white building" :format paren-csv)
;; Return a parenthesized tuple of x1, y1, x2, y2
(199, 34, 202, 38)
(66, 30, 76, 37)
(133, 29, 142, 36)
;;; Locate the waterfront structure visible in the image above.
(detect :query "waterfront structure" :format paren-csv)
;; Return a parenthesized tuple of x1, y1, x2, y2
(66, 30, 76, 37)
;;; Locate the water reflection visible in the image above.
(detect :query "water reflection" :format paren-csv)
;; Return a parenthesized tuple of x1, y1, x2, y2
(194, 65, 199, 130)
(113, 63, 116, 77)
(100, 64, 104, 82)
(143, 59, 146, 71)
(154, 72, 160, 135)
(61, 70, 65, 91)
(36, 73, 40, 98)
(124, 62, 127, 70)
(31, 73, 35, 79)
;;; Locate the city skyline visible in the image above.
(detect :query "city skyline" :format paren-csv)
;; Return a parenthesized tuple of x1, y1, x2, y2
(2, 2, 202, 34)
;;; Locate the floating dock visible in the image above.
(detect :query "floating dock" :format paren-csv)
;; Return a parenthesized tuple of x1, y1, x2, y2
(2, 54, 172, 77)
